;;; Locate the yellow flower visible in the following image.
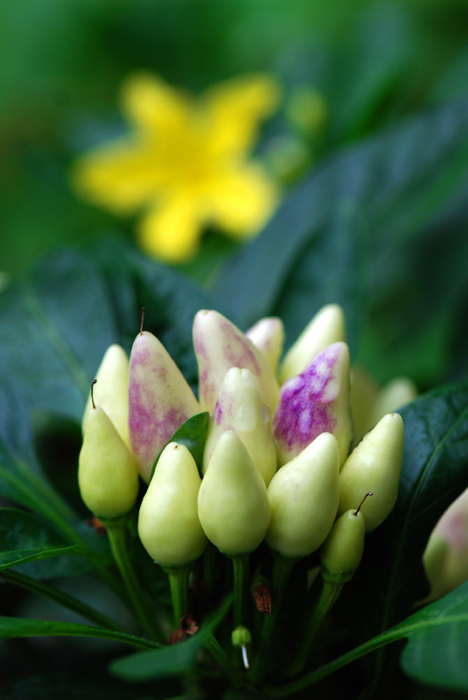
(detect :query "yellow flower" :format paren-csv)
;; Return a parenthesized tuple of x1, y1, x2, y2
(71, 72, 281, 262)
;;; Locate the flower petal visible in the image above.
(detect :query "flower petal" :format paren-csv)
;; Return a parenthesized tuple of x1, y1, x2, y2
(137, 197, 202, 262)
(203, 74, 281, 157)
(119, 72, 191, 138)
(208, 163, 278, 237)
(71, 140, 167, 215)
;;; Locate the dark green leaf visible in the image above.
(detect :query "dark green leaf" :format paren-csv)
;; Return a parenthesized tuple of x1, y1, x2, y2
(267, 581, 468, 698)
(0, 250, 116, 422)
(330, 2, 414, 141)
(85, 236, 238, 390)
(0, 377, 77, 526)
(0, 508, 78, 570)
(215, 99, 468, 362)
(338, 382, 468, 683)
(0, 668, 178, 700)
(0, 236, 236, 428)
(400, 582, 468, 692)
(109, 595, 232, 681)
(151, 412, 210, 479)
(0, 616, 158, 650)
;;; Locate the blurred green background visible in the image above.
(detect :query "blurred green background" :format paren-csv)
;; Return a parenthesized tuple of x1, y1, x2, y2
(2, 0, 468, 275)
(2, 0, 468, 395)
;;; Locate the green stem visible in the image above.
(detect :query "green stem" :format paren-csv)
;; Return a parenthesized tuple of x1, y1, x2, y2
(249, 554, 295, 684)
(0, 569, 125, 631)
(106, 522, 164, 642)
(164, 565, 190, 629)
(203, 543, 216, 596)
(231, 554, 249, 630)
(204, 632, 243, 688)
(287, 579, 343, 677)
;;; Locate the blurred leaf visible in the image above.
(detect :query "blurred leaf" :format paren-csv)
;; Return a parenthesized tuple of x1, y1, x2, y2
(400, 582, 468, 693)
(338, 382, 468, 687)
(0, 668, 178, 700)
(430, 47, 468, 103)
(330, 2, 416, 141)
(268, 581, 468, 697)
(0, 237, 236, 427)
(151, 412, 210, 480)
(0, 508, 78, 570)
(110, 595, 232, 681)
(0, 377, 76, 524)
(0, 616, 158, 650)
(216, 98, 468, 369)
(0, 251, 115, 422)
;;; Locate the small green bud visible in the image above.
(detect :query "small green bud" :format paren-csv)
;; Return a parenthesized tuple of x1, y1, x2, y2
(129, 330, 200, 482)
(265, 432, 340, 559)
(320, 505, 367, 583)
(232, 625, 251, 648)
(198, 430, 271, 555)
(338, 413, 404, 532)
(193, 310, 280, 415)
(232, 625, 252, 669)
(138, 442, 207, 568)
(280, 304, 346, 383)
(202, 368, 277, 485)
(79, 396, 139, 519)
(82, 344, 130, 447)
(246, 317, 285, 375)
(286, 85, 328, 138)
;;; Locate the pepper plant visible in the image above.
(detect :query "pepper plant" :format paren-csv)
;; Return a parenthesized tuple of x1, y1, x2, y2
(2, 95, 468, 699)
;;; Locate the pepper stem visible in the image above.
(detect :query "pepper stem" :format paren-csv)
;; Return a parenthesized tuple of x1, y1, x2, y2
(231, 553, 250, 630)
(105, 519, 164, 642)
(204, 632, 243, 688)
(287, 578, 343, 677)
(164, 565, 191, 629)
(249, 553, 295, 684)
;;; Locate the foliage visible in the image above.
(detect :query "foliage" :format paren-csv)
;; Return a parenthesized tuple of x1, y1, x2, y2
(2, 2, 468, 697)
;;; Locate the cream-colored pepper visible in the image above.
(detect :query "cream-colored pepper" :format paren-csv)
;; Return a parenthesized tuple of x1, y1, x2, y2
(198, 430, 271, 555)
(138, 442, 207, 568)
(266, 432, 340, 559)
(338, 413, 404, 531)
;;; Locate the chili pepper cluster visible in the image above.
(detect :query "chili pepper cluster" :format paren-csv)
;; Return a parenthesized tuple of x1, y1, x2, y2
(78, 304, 406, 678)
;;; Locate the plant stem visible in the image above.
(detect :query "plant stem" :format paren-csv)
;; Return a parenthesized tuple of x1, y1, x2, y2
(204, 632, 243, 688)
(0, 569, 125, 631)
(231, 554, 249, 630)
(287, 578, 343, 677)
(164, 565, 191, 629)
(106, 522, 164, 642)
(203, 543, 216, 596)
(249, 554, 295, 684)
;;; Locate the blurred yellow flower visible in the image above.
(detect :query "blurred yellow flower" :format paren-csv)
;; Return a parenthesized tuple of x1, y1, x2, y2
(71, 72, 281, 262)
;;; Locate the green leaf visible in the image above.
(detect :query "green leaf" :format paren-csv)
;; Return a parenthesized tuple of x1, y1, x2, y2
(0, 616, 158, 650)
(151, 411, 210, 479)
(0, 250, 116, 422)
(337, 382, 468, 682)
(0, 377, 78, 528)
(0, 236, 237, 427)
(85, 236, 238, 390)
(109, 595, 232, 681)
(216, 99, 468, 361)
(266, 581, 468, 698)
(400, 582, 468, 692)
(330, 2, 414, 141)
(0, 508, 79, 570)
(0, 669, 178, 700)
